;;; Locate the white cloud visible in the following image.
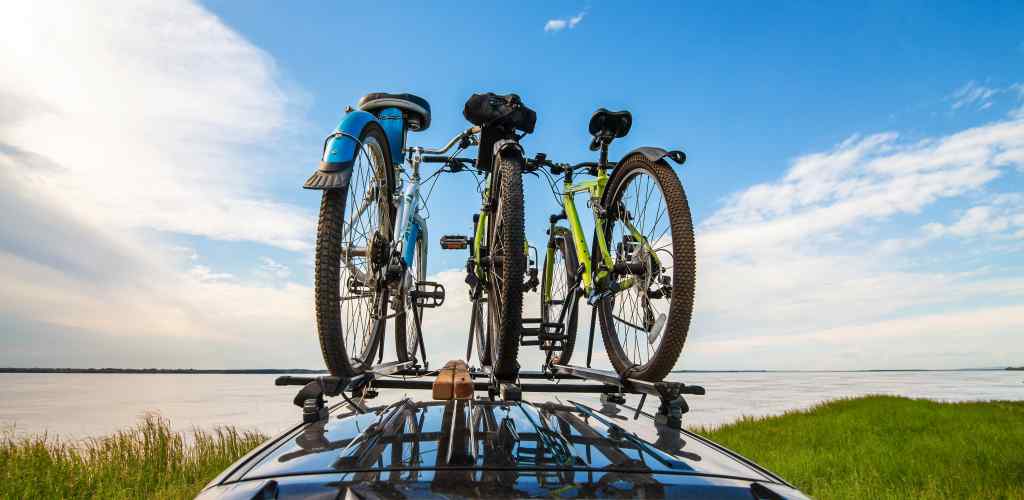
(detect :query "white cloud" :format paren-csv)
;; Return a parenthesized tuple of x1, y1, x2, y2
(685, 114, 1024, 370)
(0, 0, 314, 252)
(1011, 83, 1024, 119)
(949, 80, 999, 110)
(257, 257, 292, 280)
(923, 194, 1024, 240)
(544, 19, 568, 32)
(544, 11, 586, 32)
(701, 120, 1024, 257)
(569, 11, 586, 28)
(0, 0, 320, 368)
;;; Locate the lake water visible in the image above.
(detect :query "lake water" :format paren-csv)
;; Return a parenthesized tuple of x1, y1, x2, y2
(1, 370, 1020, 440)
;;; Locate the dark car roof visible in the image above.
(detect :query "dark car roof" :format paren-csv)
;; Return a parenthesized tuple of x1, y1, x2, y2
(200, 394, 807, 499)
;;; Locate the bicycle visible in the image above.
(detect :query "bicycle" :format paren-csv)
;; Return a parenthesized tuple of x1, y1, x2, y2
(303, 92, 463, 376)
(436, 93, 537, 383)
(528, 108, 694, 382)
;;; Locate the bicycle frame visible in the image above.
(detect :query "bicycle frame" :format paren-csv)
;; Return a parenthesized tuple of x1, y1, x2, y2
(548, 166, 662, 300)
(396, 126, 479, 274)
(393, 154, 427, 273)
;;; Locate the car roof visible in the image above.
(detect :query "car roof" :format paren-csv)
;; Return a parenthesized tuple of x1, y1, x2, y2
(211, 394, 787, 488)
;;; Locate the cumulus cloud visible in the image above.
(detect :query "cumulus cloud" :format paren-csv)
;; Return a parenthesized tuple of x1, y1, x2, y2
(0, 0, 319, 368)
(923, 194, 1024, 240)
(544, 11, 586, 32)
(687, 115, 1024, 369)
(0, 1, 314, 252)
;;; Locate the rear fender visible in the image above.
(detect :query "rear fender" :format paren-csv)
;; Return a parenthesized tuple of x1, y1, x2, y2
(303, 110, 389, 190)
(621, 147, 686, 166)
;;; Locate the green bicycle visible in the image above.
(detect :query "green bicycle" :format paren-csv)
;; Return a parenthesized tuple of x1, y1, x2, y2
(529, 108, 695, 382)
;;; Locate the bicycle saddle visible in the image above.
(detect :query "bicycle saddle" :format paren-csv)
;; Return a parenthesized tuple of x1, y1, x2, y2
(588, 108, 632, 146)
(358, 92, 431, 132)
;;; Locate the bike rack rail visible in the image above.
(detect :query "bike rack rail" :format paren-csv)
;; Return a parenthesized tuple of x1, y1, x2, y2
(276, 360, 704, 429)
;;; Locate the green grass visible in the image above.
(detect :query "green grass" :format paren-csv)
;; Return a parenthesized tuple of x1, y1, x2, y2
(696, 396, 1024, 499)
(0, 415, 267, 499)
(2, 397, 1021, 499)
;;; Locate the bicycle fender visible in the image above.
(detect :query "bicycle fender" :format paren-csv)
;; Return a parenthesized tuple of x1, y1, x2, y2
(622, 147, 686, 166)
(492, 138, 524, 160)
(303, 110, 384, 190)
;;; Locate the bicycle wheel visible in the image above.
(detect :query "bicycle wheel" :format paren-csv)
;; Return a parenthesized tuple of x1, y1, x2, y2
(486, 153, 526, 381)
(541, 226, 579, 365)
(594, 153, 695, 381)
(396, 234, 426, 363)
(472, 297, 490, 366)
(314, 124, 395, 377)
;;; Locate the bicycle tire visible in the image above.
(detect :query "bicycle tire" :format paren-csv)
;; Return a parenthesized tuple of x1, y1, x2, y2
(487, 153, 526, 381)
(541, 226, 579, 365)
(594, 153, 695, 381)
(314, 124, 395, 377)
(395, 233, 427, 363)
(473, 298, 490, 366)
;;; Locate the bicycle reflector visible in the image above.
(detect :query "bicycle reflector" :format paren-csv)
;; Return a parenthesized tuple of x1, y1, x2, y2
(440, 235, 470, 250)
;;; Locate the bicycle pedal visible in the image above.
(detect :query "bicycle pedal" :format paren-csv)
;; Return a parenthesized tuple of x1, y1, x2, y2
(440, 235, 470, 250)
(541, 321, 564, 333)
(520, 327, 540, 338)
(538, 331, 565, 342)
(411, 281, 445, 308)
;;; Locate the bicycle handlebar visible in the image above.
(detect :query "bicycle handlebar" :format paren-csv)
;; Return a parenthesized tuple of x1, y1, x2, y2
(422, 155, 476, 174)
(405, 126, 480, 156)
(527, 154, 613, 175)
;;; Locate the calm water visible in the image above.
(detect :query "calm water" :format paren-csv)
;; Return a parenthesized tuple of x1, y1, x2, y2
(1, 371, 1020, 439)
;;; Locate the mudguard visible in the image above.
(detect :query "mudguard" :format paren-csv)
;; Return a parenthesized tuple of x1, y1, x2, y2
(492, 138, 524, 160)
(622, 147, 686, 166)
(303, 110, 388, 190)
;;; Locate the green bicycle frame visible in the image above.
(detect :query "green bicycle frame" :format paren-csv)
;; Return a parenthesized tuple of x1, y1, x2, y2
(552, 166, 661, 298)
(472, 174, 492, 278)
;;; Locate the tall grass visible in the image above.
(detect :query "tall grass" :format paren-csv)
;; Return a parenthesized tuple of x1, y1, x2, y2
(0, 414, 266, 499)
(697, 395, 1024, 499)
(3, 396, 1022, 498)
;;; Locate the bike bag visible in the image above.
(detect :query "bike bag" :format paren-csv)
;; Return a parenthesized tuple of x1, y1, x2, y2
(463, 93, 536, 134)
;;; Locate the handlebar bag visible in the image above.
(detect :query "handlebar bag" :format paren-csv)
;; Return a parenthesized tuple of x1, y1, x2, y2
(463, 93, 536, 133)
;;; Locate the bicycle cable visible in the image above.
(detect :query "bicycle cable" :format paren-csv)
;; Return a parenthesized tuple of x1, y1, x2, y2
(539, 167, 567, 209)
(419, 145, 470, 220)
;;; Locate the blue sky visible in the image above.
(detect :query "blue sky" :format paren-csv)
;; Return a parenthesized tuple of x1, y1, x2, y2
(1, 1, 1022, 370)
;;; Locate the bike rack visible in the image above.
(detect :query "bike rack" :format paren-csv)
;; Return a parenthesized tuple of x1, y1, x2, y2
(279, 278, 704, 430)
(277, 363, 704, 430)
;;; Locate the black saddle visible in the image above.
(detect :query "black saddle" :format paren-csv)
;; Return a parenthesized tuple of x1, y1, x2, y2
(358, 92, 431, 132)
(588, 108, 632, 151)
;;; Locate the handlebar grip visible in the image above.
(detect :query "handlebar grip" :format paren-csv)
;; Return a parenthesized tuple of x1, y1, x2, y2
(422, 155, 449, 163)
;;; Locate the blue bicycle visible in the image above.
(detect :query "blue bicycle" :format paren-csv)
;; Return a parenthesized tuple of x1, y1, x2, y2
(304, 92, 458, 376)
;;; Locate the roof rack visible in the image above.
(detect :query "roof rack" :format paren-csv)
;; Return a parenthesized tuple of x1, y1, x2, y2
(279, 271, 707, 430)
(276, 360, 704, 430)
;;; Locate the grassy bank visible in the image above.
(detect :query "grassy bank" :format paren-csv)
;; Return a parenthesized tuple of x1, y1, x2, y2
(0, 415, 266, 499)
(2, 397, 1021, 498)
(698, 396, 1024, 499)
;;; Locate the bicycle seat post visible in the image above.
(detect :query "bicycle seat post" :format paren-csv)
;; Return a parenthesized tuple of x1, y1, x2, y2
(410, 147, 422, 183)
(597, 140, 610, 171)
